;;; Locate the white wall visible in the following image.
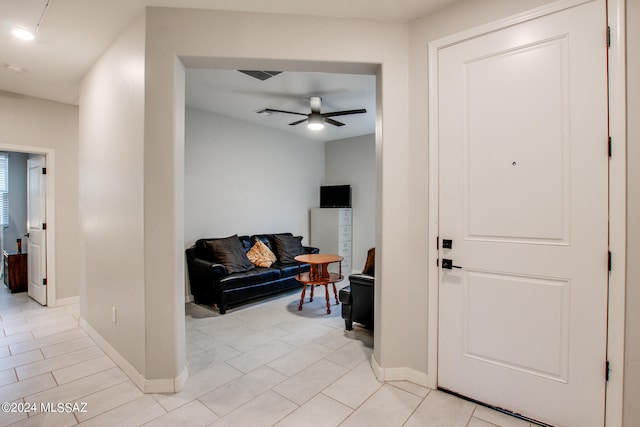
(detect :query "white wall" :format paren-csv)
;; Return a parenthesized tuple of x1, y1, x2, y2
(143, 7, 410, 381)
(6, 153, 27, 254)
(184, 108, 324, 246)
(625, 0, 640, 423)
(0, 92, 79, 300)
(325, 134, 376, 271)
(79, 16, 147, 377)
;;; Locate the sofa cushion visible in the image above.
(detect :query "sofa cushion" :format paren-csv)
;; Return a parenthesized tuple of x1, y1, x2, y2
(206, 235, 254, 274)
(218, 267, 281, 290)
(246, 240, 277, 267)
(272, 234, 305, 264)
(275, 262, 310, 278)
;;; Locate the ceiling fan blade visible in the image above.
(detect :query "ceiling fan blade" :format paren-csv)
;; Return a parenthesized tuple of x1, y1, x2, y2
(325, 118, 345, 127)
(309, 96, 322, 114)
(322, 109, 367, 118)
(289, 118, 309, 126)
(258, 108, 308, 116)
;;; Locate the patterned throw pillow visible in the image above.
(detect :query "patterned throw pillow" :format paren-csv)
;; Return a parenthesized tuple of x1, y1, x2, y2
(246, 239, 277, 267)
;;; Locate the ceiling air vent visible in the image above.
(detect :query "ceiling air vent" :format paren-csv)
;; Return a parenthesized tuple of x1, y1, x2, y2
(238, 70, 282, 81)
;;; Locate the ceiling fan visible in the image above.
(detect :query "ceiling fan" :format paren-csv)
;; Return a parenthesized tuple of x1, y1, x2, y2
(257, 96, 366, 130)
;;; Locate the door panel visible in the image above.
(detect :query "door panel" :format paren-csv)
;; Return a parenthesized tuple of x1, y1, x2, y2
(437, 1, 608, 426)
(27, 156, 46, 306)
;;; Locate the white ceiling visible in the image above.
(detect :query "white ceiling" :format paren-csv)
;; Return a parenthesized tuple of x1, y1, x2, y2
(0, 0, 458, 140)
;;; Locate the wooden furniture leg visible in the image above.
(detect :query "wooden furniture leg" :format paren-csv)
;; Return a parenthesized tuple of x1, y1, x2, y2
(332, 283, 339, 305)
(298, 284, 307, 311)
(310, 283, 314, 302)
(324, 284, 331, 314)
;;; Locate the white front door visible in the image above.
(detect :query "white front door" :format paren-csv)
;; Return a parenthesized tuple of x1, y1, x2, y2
(27, 156, 47, 305)
(436, 1, 608, 426)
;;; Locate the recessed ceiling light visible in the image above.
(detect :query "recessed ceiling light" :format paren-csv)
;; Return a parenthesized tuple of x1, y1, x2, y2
(5, 64, 25, 73)
(11, 28, 35, 41)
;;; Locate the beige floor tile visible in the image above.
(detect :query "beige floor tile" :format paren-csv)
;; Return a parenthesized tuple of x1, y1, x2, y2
(267, 342, 334, 377)
(279, 323, 335, 347)
(340, 384, 423, 427)
(199, 366, 287, 417)
(143, 400, 218, 427)
(0, 373, 57, 403)
(42, 336, 95, 358)
(227, 327, 288, 353)
(211, 391, 297, 427)
(322, 359, 382, 409)
(76, 380, 143, 422)
(25, 367, 129, 411)
(0, 398, 28, 427)
(52, 355, 116, 385)
(403, 389, 476, 427)
(0, 332, 33, 348)
(387, 380, 431, 398)
(468, 417, 501, 427)
(473, 405, 532, 427)
(187, 344, 241, 374)
(0, 368, 17, 387)
(225, 340, 296, 373)
(153, 362, 243, 412)
(7, 411, 77, 427)
(324, 339, 373, 369)
(0, 347, 9, 359)
(0, 349, 43, 372)
(272, 359, 348, 405)
(74, 395, 166, 427)
(274, 393, 352, 427)
(16, 345, 104, 380)
(9, 328, 87, 355)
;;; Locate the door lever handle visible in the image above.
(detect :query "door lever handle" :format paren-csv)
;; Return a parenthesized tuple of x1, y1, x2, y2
(442, 259, 462, 270)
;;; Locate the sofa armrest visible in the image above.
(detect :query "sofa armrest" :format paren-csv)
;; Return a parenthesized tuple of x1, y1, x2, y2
(304, 246, 320, 254)
(190, 258, 227, 278)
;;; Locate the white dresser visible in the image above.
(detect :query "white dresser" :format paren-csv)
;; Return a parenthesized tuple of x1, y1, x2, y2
(310, 208, 352, 275)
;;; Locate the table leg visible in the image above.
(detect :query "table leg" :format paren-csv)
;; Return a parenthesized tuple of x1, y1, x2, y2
(310, 283, 314, 302)
(324, 284, 331, 314)
(332, 282, 339, 305)
(298, 285, 307, 311)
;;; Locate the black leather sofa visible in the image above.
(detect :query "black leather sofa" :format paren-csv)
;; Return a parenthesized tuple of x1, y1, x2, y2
(339, 248, 375, 330)
(186, 233, 318, 314)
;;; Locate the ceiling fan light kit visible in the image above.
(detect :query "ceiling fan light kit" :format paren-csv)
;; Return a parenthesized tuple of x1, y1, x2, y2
(257, 96, 366, 131)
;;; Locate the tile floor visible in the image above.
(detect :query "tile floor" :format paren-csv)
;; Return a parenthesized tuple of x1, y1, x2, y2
(0, 284, 537, 426)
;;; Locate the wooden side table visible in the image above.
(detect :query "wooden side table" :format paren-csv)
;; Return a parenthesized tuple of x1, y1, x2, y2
(294, 254, 343, 314)
(3, 250, 27, 293)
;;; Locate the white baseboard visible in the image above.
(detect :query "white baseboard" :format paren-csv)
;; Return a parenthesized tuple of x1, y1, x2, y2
(79, 317, 188, 393)
(185, 294, 194, 303)
(370, 354, 431, 388)
(56, 296, 79, 306)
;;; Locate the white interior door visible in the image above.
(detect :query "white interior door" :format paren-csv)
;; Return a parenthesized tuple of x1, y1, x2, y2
(436, 1, 608, 426)
(27, 156, 47, 305)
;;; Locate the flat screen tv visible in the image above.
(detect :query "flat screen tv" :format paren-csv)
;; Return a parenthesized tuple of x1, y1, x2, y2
(320, 185, 351, 208)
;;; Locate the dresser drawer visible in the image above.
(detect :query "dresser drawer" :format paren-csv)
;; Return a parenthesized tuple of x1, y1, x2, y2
(338, 241, 351, 256)
(338, 226, 352, 241)
(338, 209, 352, 226)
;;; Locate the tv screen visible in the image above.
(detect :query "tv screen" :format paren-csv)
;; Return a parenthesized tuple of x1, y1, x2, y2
(320, 185, 351, 208)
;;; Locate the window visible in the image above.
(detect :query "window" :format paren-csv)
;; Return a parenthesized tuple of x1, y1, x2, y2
(0, 153, 8, 228)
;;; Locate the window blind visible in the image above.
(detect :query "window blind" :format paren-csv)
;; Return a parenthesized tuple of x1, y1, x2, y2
(0, 153, 8, 228)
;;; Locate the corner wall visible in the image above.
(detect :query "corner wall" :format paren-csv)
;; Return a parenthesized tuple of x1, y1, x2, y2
(325, 134, 376, 271)
(79, 16, 147, 377)
(0, 92, 79, 301)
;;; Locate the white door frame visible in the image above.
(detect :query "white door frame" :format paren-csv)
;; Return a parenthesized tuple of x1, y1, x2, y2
(426, 0, 626, 425)
(0, 142, 56, 308)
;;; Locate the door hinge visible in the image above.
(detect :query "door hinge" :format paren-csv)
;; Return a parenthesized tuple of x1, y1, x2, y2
(42, 223, 47, 231)
(42, 167, 47, 175)
(608, 137, 612, 157)
(606, 360, 611, 381)
(42, 278, 47, 286)
(608, 251, 612, 271)
(607, 26, 611, 48)
(436, 236, 440, 250)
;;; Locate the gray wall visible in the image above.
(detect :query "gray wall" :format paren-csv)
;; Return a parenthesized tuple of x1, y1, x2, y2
(0, 92, 80, 302)
(625, 0, 639, 423)
(184, 107, 324, 247)
(325, 134, 376, 272)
